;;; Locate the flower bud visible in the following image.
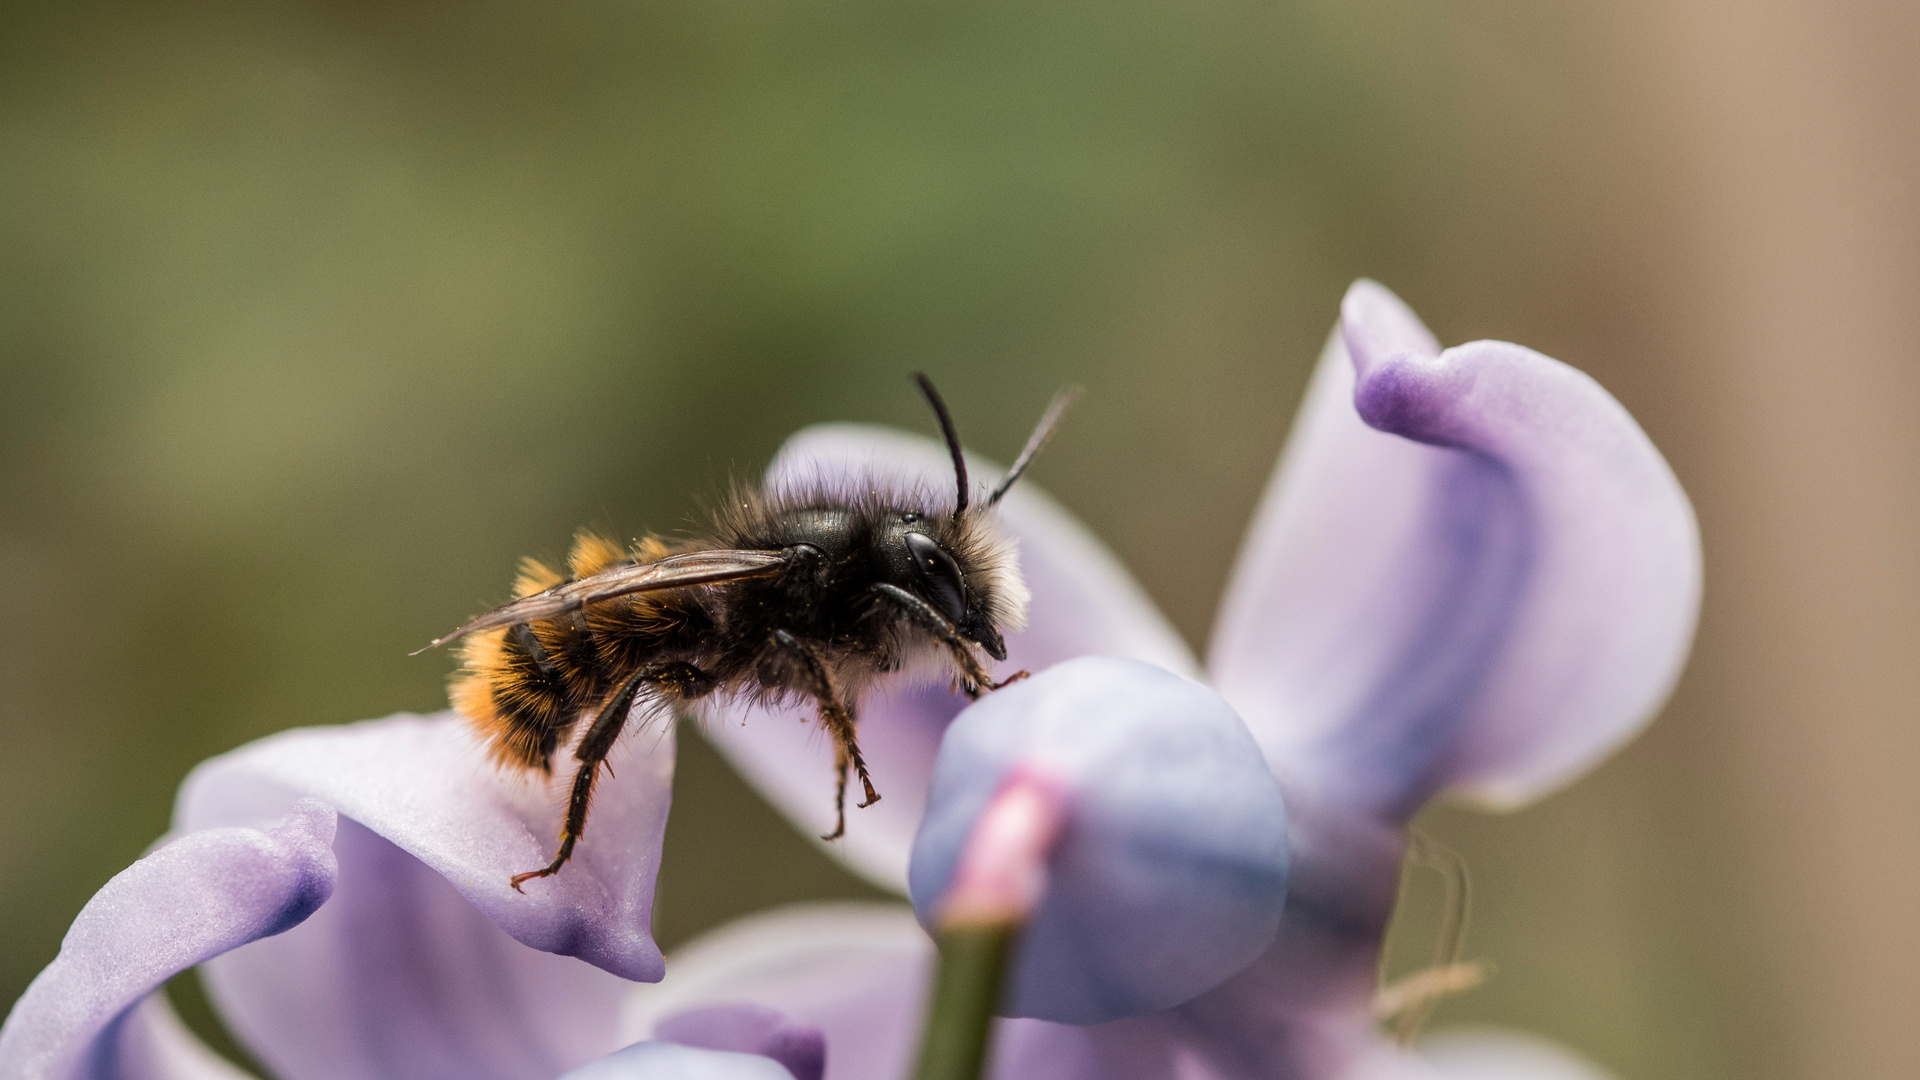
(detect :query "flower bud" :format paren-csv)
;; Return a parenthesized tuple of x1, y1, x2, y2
(909, 657, 1289, 1024)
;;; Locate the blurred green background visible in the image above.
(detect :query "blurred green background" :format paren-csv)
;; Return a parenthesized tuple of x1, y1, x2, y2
(6, 2, 1920, 1079)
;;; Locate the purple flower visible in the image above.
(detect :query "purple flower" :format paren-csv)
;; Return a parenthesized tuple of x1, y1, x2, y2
(651, 279, 1700, 1078)
(0, 280, 1699, 1080)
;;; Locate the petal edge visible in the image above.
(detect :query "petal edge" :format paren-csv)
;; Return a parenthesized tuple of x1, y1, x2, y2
(0, 802, 336, 1080)
(1211, 281, 1699, 817)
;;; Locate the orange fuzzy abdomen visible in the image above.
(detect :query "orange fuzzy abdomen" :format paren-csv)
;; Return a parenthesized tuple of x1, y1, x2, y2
(451, 531, 679, 771)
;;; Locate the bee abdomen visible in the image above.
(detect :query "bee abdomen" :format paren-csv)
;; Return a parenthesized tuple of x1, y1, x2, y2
(454, 619, 601, 771)
(449, 531, 723, 771)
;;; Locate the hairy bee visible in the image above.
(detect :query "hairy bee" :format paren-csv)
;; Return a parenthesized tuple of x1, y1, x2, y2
(419, 376, 1074, 889)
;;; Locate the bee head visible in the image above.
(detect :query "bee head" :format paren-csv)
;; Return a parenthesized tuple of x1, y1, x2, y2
(882, 510, 1021, 661)
(894, 374, 1062, 662)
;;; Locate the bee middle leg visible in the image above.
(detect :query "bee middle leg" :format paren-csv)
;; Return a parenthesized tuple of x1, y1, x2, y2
(510, 661, 716, 891)
(769, 628, 877, 841)
(869, 583, 1028, 698)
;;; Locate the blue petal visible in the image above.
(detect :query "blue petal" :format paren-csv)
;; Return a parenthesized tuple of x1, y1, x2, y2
(909, 658, 1288, 1025)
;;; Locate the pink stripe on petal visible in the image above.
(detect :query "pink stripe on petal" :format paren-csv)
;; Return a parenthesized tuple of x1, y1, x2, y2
(934, 766, 1068, 929)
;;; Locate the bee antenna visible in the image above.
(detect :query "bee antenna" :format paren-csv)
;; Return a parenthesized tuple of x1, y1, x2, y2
(989, 384, 1080, 505)
(914, 373, 969, 514)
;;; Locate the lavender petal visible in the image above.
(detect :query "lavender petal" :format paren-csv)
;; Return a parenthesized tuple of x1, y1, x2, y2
(175, 713, 664, 1080)
(0, 802, 336, 1080)
(1209, 280, 1699, 819)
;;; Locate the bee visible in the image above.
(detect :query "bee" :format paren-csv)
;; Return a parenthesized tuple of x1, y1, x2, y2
(418, 376, 1075, 890)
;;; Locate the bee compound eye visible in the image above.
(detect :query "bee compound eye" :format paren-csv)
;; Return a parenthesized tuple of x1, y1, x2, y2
(903, 531, 967, 625)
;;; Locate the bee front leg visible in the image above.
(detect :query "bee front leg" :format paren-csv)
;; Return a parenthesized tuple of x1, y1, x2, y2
(868, 583, 1027, 696)
(769, 629, 879, 841)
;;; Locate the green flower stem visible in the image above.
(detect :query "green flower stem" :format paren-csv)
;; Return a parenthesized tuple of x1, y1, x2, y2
(911, 922, 1016, 1080)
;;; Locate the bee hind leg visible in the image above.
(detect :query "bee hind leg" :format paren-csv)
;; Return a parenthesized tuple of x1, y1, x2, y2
(769, 629, 879, 841)
(511, 662, 715, 891)
(822, 744, 851, 842)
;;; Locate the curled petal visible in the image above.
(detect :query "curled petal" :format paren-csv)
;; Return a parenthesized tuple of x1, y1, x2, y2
(909, 658, 1289, 1024)
(0, 802, 336, 1080)
(177, 712, 669, 977)
(175, 713, 665, 1080)
(1210, 280, 1700, 818)
(556, 1042, 798, 1080)
(622, 904, 933, 1080)
(703, 424, 1196, 892)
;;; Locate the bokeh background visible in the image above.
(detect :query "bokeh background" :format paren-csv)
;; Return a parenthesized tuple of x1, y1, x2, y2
(4, 2, 1917, 1078)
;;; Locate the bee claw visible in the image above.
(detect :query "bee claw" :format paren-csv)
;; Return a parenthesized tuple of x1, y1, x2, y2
(987, 669, 1030, 691)
(509, 848, 572, 892)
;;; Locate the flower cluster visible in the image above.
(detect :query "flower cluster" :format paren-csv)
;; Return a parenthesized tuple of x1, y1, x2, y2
(0, 281, 1699, 1080)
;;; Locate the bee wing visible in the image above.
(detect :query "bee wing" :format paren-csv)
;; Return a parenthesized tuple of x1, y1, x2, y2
(414, 548, 790, 652)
